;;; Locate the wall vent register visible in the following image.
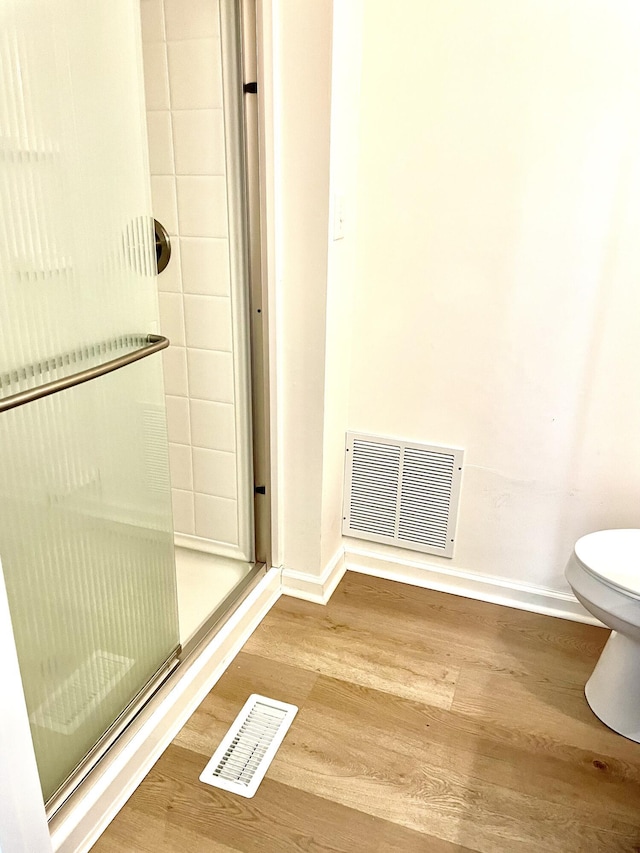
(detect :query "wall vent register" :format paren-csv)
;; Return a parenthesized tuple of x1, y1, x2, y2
(343, 432, 464, 558)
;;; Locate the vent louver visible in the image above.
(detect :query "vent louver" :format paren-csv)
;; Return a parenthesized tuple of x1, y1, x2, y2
(343, 433, 463, 558)
(200, 695, 298, 798)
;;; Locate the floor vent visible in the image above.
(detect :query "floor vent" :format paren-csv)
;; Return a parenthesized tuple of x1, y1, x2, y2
(200, 695, 298, 798)
(343, 432, 463, 558)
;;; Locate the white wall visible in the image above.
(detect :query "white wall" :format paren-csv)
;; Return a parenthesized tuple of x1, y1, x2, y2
(319, 0, 364, 571)
(268, 0, 363, 586)
(270, 0, 334, 576)
(347, 0, 640, 593)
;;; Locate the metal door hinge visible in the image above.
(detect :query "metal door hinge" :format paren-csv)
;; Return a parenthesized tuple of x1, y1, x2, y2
(243, 82, 258, 94)
(255, 485, 266, 495)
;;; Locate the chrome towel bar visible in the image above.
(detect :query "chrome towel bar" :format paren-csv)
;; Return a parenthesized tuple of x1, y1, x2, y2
(0, 334, 169, 414)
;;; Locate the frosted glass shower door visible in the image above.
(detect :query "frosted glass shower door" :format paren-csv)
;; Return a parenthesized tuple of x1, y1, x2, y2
(0, 1, 179, 803)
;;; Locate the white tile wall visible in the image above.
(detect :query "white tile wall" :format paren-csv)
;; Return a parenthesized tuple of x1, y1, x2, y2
(150, 175, 178, 235)
(187, 349, 234, 403)
(184, 295, 232, 351)
(180, 238, 230, 296)
(158, 292, 185, 345)
(168, 443, 193, 491)
(142, 42, 170, 110)
(164, 0, 219, 40)
(165, 395, 191, 444)
(176, 176, 228, 237)
(162, 346, 188, 396)
(173, 110, 225, 176)
(171, 488, 195, 534)
(141, 0, 247, 550)
(194, 493, 238, 544)
(147, 111, 174, 174)
(193, 448, 237, 498)
(190, 400, 235, 451)
(167, 39, 223, 110)
(140, 0, 165, 43)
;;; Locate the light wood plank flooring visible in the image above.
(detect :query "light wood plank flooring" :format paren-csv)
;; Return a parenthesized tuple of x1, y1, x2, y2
(93, 573, 640, 853)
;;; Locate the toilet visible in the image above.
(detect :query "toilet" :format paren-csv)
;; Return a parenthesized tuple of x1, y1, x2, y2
(565, 528, 640, 743)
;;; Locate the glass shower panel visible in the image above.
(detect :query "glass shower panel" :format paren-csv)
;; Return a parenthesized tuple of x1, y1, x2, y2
(0, 0, 158, 369)
(0, 0, 180, 803)
(0, 357, 178, 801)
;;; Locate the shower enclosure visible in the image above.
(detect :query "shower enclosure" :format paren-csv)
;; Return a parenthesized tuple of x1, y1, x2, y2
(0, 0, 185, 806)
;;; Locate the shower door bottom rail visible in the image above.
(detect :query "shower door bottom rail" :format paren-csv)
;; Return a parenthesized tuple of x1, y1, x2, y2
(0, 333, 170, 414)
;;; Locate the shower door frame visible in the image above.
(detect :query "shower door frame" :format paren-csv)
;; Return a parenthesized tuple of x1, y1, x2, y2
(0, 0, 278, 846)
(47, 0, 273, 810)
(164, 0, 273, 659)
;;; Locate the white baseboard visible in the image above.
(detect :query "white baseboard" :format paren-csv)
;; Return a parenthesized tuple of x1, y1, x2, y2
(346, 546, 603, 626)
(281, 548, 347, 605)
(51, 568, 281, 853)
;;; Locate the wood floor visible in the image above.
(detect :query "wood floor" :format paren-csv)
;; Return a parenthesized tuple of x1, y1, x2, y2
(93, 573, 640, 853)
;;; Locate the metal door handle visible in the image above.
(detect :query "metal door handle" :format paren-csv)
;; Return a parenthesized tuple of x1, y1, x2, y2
(0, 334, 169, 413)
(154, 219, 171, 274)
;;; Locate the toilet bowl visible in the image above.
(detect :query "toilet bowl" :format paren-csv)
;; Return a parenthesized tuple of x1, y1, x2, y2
(565, 528, 640, 743)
